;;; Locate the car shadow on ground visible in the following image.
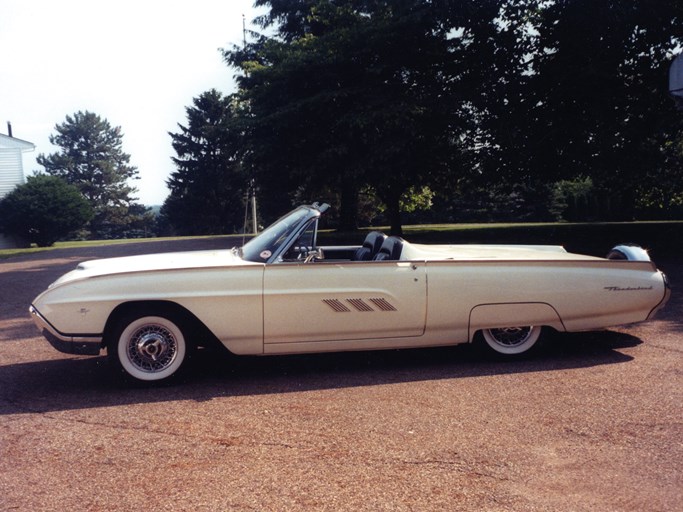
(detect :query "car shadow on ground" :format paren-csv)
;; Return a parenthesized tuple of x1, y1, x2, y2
(0, 330, 641, 416)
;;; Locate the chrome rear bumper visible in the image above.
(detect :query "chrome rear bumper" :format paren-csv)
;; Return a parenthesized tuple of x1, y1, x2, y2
(647, 272, 672, 320)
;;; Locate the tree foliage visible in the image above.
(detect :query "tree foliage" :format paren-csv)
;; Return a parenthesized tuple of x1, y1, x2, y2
(161, 89, 247, 235)
(212, 0, 683, 231)
(226, 1, 470, 233)
(37, 111, 147, 237)
(475, 0, 683, 220)
(0, 175, 93, 247)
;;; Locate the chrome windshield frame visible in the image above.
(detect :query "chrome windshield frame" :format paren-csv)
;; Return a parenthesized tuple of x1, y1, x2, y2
(241, 204, 326, 264)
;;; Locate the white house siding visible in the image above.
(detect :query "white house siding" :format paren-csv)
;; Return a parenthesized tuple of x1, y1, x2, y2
(0, 134, 35, 249)
(0, 148, 26, 196)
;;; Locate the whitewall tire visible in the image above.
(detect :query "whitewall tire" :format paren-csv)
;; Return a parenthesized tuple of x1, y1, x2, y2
(482, 326, 542, 356)
(111, 315, 187, 382)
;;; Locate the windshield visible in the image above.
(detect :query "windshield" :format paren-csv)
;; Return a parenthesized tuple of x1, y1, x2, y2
(241, 206, 313, 263)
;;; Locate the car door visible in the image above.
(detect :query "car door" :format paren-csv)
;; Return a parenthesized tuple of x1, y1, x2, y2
(263, 260, 427, 346)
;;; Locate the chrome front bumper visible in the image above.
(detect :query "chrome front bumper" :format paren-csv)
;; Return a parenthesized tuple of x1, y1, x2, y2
(29, 305, 103, 356)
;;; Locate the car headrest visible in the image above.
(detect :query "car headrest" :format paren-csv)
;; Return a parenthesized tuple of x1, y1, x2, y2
(354, 231, 387, 261)
(372, 236, 404, 261)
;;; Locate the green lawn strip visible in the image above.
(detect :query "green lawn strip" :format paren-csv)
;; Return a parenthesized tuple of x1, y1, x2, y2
(0, 234, 245, 260)
(2, 221, 680, 260)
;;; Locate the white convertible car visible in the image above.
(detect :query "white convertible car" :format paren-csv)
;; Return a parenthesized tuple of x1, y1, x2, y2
(30, 203, 670, 382)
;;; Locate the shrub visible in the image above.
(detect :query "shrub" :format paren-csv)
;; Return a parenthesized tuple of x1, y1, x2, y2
(0, 175, 94, 246)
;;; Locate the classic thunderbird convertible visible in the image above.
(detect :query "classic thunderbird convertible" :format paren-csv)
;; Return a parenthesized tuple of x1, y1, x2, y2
(30, 203, 670, 382)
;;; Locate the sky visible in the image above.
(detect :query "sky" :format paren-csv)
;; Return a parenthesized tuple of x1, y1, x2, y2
(1, 0, 265, 205)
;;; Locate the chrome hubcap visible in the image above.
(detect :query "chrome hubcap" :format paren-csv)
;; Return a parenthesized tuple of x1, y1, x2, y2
(489, 327, 533, 347)
(127, 325, 177, 372)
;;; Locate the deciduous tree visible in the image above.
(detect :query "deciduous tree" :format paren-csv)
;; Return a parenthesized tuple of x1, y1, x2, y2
(226, 1, 467, 233)
(225, 0, 683, 228)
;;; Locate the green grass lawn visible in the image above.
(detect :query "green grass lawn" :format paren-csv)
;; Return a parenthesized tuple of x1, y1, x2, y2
(0, 234, 245, 260)
(2, 221, 681, 260)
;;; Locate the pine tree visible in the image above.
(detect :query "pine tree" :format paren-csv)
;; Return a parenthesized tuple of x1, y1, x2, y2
(162, 90, 246, 235)
(38, 111, 145, 238)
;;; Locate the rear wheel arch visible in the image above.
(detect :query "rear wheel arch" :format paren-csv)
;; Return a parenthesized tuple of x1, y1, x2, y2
(468, 302, 565, 342)
(467, 302, 565, 356)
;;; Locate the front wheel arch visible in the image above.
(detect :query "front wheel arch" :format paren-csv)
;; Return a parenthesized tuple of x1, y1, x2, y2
(105, 301, 221, 350)
(109, 313, 188, 382)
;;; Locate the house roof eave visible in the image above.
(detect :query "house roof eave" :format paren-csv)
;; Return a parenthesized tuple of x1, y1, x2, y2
(0, 133, 36, 151)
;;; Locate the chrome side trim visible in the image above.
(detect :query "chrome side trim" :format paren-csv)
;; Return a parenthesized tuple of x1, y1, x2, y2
(29, 306, 102, 356)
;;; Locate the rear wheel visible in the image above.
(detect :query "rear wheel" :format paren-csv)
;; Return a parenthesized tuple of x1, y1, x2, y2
(108, 313, 188, 382)
(482, 326, 542, 355)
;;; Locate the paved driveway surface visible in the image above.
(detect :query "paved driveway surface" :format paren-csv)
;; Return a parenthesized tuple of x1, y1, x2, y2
(1, 240, 681, 511)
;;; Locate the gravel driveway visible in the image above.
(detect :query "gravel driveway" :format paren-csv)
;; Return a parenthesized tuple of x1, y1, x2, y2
(1, 239, 681, 511)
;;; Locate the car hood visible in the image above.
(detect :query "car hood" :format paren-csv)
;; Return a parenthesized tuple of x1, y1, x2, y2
(50, 249, 257, 287)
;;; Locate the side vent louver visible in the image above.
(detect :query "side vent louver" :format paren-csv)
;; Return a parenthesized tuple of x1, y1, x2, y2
(322, 299, 351, 312)
(347, 298, 374, 312)
(369, 298, 397, 311)
(322, 298, 397, 313)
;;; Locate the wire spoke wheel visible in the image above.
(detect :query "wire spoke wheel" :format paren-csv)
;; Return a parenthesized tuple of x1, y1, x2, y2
(126, 323, 179, 373)
(110, 314, 188, 382)
(482, 326, 542, 355)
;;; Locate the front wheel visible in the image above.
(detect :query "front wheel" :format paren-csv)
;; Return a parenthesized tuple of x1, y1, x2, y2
(482, 326, 542, 356)
(108, 314, 188, 382)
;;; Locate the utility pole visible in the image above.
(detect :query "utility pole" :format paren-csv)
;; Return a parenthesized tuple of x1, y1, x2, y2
(250, 180, 257, 234)
(242, 13, 257, 234)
